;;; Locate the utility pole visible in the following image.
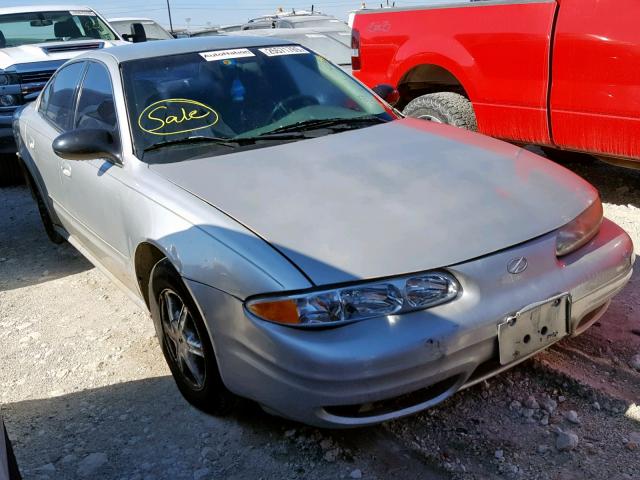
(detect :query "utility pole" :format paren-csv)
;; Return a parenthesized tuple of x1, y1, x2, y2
(166, 0, 174, 33)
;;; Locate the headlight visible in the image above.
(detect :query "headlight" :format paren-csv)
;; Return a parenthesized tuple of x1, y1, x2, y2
(0, 94, 18, 107)
(0, 72, 19, 86)
(555, 197, 603, 257)
(246, 272, 460, 327)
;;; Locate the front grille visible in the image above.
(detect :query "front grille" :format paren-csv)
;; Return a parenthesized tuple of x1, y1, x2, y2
(42, 42, 103, 53)
(19, 70, 56, 84)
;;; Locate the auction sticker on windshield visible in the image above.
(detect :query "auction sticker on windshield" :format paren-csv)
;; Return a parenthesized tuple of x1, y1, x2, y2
(69, 10, 96, 15)
(200, 49, 255, 62)
(258, 46, 309, 57)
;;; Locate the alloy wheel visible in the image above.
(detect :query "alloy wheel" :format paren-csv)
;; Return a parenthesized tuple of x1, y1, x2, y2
(159, 289, 207, 390)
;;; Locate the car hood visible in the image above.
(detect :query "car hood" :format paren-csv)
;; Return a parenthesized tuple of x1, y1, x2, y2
(149, 118, 597, 286)
(0, 40, 124, 69)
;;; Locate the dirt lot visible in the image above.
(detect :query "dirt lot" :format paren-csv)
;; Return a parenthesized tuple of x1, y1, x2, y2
(1, 155, 639, 480)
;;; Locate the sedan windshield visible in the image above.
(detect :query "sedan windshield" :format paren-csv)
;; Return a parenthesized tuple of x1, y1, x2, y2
(121, 45, 395, 162)
(0, 10, 118, 47)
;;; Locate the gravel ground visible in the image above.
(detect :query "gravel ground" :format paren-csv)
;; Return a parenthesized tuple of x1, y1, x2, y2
(1, 155, 639, 480)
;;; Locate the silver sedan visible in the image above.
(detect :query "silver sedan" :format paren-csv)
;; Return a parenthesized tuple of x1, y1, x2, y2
(14, 37, 634, 428)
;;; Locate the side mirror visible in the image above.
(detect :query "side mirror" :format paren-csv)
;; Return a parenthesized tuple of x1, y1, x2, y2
(372, 84, 400, 106)
(130, 23, 147, 43)
(52, 128, 121, 164)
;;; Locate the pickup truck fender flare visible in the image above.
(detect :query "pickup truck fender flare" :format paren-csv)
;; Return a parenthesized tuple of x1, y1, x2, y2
(391, 40, 479, 102)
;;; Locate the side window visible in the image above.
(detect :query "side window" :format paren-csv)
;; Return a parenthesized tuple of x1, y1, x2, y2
(75, 63, 117, 131)
(39, 62, 86, 131)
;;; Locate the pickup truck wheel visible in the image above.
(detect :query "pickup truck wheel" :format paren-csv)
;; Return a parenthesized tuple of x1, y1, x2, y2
(24, 168, 65, 244)
(149, 259, 237, 416)
(403, 92, 477, 131)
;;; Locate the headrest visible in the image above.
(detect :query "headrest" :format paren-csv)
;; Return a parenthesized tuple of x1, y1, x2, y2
(54, 19, 82, 38)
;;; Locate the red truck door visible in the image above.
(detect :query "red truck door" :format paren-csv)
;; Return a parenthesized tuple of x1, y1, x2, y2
(550, 0, 640, 160)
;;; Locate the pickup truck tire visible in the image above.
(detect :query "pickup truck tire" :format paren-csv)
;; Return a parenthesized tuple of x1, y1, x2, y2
(403, 92, 477, 131)
(0, 154, 25, 187)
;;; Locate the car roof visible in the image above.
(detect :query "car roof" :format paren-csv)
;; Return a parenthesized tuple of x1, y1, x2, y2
(108, 17, 155, 23)
(79, 35, 295, 63)
(0, 5, 93, 15)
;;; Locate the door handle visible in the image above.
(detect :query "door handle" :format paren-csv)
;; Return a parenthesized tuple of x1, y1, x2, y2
(61, 164, 72, 177)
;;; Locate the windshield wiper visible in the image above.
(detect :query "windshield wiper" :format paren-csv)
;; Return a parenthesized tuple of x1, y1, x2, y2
(143, 133, 309, 156)
(231, 131, 309, 143)
(143, 136, 240, 155)
(263, 115, 388, 135)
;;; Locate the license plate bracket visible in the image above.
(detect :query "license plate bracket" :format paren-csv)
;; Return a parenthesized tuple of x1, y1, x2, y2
(498, 294, 570, 365)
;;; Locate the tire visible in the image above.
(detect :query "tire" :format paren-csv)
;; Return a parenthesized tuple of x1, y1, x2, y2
(149, 258, 237, 415)
(23, 167, 65, 244)
(0, 154, 25, 187)
(403, 92, 477, 131)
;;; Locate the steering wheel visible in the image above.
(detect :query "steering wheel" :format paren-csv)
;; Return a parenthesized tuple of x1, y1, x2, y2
(268, 94, 319, 122)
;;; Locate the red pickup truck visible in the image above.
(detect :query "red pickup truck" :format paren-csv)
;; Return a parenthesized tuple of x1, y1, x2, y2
(352, 0, 640, 167)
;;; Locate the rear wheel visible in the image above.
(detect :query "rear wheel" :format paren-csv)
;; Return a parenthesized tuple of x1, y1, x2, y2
(403, 92, 477, 131)
(149, 259, 237, 415)
(23, 167, 65, 244)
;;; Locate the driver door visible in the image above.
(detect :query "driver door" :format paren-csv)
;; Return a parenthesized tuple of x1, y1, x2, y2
(57, 61, 132, 286)
(26, 62, 86, 217)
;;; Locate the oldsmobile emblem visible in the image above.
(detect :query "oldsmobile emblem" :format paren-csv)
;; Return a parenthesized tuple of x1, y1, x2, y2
(507, 256, 528, 274)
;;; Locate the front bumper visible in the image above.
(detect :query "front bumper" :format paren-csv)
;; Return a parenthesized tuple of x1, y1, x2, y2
(187, 218, 634, 428)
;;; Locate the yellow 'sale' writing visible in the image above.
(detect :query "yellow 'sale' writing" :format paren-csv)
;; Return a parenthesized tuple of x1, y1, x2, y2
(138, 99, 219, 135)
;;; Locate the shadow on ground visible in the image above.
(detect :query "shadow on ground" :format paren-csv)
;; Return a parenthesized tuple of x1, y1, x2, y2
(2, 377, 448, 480)
(0, 186, 92, 292)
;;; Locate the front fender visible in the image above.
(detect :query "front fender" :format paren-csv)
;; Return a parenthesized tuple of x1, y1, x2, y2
(126, 168, 313, 301)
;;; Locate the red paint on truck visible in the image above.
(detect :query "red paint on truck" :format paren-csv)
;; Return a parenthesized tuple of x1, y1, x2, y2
(353, 0, 640, 163)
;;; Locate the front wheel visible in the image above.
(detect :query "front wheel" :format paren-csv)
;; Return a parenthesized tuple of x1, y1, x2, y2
(149, 259, 237, 415)
(402, 92, 477, 131)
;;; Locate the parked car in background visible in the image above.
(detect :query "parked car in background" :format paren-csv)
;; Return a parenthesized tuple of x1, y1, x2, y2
(0, 5, 124, 182)
(15, 37, 633, 428)
(352, 0, 640, 168)
(196, 26, 352, 71)
(109, 17, 174, 42)
(243, 10, 348, 31)
(216, 24, 243, 33)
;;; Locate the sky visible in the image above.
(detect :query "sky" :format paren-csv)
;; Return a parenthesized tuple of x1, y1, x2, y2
(3, 0, 455, 30)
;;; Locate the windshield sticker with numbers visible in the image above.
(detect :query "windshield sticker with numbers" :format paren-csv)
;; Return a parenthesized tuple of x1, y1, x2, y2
(199, 49, 255, 62)
(258, 46, 309, 57)
(69, 10, 96, 16)
(138, 99, 219, 136)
